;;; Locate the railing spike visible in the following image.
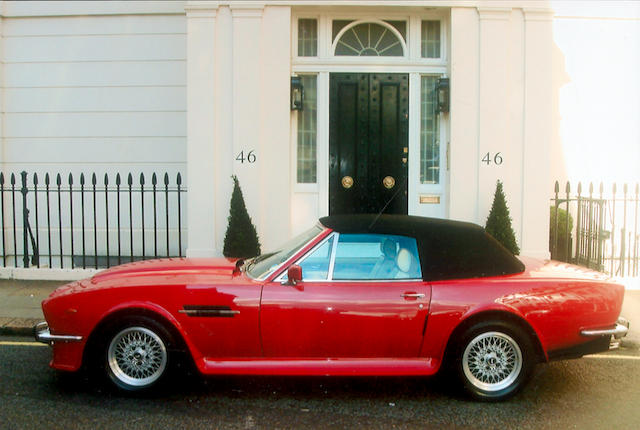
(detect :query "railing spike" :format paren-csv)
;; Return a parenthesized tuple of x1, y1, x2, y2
(104, 173, 109, 185)
(554, 181, 559, 193)
(577, 182, 582, 195)
(565, 181, 570, 193)
(624, 183, 628, 194)
(68, 172, 73, 185)
(613, 183, 617, 194)
(92, 173, 97, 185)
(177, 172, 182, 185)
(33, 173, 38, 185)
(164, 172, 169, 185)
(599, 182, 604, 195)
(11, 173, 16, 185)
(128, 173, 133, 186)
(152, 173, 157, 185)
(116, 173, 121, 186)
(589, 182, 593, 194)
(45, 173, 50, 185)
(80, 173, 85, 185)
(56, 173, 61, 186)
(140, 172, 145, 185)
(636, 183, 639, 195)
(0, 172, 4, 184)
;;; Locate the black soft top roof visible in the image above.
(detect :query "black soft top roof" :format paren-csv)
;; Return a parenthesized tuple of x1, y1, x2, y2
(319, 214, 525, 281)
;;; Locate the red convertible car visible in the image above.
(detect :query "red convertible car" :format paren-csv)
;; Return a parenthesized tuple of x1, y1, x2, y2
(34, 215, 628, 401)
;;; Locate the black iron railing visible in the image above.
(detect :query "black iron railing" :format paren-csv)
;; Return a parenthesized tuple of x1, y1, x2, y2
(551, 181, 639, 277)
(0, 171, 186, 269)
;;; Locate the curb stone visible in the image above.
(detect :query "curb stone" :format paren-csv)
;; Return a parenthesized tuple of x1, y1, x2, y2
(0, 317, 41, 337)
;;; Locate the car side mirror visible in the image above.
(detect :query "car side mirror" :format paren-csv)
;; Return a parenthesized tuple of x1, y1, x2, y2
(286, 265, 303, 286)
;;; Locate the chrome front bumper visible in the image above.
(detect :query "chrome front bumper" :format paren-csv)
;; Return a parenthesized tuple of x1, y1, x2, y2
(33, 321, 83, 344)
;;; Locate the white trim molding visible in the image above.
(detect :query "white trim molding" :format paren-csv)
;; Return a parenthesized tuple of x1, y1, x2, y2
(185, 1, 219, 18)
(477, 7, 513, 21)
(230, 2, 265, 18)
(523, 8, 555, 22)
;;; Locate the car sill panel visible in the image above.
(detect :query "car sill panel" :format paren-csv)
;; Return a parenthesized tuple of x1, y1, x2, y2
(198, 357, 439, 376)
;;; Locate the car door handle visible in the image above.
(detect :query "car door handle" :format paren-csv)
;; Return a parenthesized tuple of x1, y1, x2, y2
(401, 293, 425, 299)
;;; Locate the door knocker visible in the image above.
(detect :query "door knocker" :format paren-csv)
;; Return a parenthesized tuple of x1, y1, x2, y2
(341, 176, 354, 189)
(382, 176, 395, 189)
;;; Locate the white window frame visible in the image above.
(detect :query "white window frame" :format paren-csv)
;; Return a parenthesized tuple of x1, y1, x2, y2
(331, 19, 408, 58)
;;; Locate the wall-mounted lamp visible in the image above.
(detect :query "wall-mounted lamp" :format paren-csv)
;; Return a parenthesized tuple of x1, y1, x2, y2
(291, 76, 304, 111)
(436, 77, 450, 113)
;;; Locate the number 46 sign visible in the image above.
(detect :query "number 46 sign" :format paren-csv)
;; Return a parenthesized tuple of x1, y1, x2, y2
(236, 150, 256, 164)
(481, 152, 503, 166)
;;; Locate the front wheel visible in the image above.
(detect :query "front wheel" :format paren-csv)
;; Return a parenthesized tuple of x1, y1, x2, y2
(104, 317, 171, 391)
(455, 321, 534, 401)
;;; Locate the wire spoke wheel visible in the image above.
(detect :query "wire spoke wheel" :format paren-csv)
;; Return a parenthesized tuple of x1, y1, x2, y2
(107, 326, 168, 389)
(462, 331, 522, 392)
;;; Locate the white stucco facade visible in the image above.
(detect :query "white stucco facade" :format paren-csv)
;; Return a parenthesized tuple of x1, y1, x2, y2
(1, 0, 638, 277)
(183, 1, 556, 259)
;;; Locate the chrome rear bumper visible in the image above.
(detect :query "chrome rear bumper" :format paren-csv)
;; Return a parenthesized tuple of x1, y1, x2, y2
(580, 317, 629, 339)
(33, 321, 83, 344)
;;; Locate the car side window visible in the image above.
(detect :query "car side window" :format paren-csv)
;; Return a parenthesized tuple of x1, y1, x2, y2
(298, 235, 335, 280)
(332, 234, 422, 280)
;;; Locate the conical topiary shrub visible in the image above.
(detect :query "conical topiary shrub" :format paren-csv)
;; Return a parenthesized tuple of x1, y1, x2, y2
(485, 180, 520, 255)
(223, 175, 261, 258)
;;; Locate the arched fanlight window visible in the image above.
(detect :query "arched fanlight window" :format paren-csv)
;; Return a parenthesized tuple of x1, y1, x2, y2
(333, 21, 406, 57)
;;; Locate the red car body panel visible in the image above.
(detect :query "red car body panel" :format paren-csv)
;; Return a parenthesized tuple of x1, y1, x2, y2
(41, 227, 625, 376)
(260, 281, 431, 358)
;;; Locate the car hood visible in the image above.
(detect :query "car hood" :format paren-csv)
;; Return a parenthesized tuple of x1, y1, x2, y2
(48, 257, 242, 299)
(91, 257, 241, 282)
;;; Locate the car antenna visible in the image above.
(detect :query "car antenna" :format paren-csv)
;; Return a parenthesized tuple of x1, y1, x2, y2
(368, 175, 408, 229)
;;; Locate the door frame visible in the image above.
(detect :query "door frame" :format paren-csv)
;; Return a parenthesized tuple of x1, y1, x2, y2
(328, 72, 409, 215)
(290, 12, 450, 223)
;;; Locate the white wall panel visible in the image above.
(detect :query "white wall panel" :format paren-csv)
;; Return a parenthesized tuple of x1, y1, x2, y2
(4, 138, 186, 163)
(3, 1, 185, 18)
(4, 34, 186, 62)
(1, 11, 187, 187)
(4, 112, 185, 138)
(4, 87, 186, 112)
(0, 164, 185, 180)
(4, 62, 185, 87)
(2, 15, 185, 36)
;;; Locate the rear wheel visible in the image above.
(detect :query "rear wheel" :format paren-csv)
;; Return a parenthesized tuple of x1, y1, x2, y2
(455, 321, 534, 401)
(103, 316, 173, 392)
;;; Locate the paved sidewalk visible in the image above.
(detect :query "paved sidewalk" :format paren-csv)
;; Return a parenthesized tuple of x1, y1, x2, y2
(0, 279, 66, 336)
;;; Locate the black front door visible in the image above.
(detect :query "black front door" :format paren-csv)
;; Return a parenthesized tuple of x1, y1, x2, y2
(329, 73, 409, 215)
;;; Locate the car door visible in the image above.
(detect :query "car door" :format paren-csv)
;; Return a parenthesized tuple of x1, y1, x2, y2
(260, 233, 431, 358)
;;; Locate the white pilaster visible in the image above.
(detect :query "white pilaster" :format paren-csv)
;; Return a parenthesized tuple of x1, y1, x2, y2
(0, 10, 4, 169)
(258, 6, 291, 248)
(186, 1, 218, 258)
(214, 5, 234, 254)
(521, 8, 554, 259)
(230, 4, 263, 246)
(476, 8, 515, 233)
(449, 7, 479, 223)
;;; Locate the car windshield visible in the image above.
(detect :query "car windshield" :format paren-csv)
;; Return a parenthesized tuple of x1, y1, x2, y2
(246, 224, 325, 280)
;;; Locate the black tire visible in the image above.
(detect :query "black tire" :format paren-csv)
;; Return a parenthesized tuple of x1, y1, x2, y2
(454, 320, 535, 401)
(102, 316, 175, 392)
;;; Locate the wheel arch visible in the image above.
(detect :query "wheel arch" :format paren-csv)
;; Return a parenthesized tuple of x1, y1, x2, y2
(83, 306, 194, 369)
(442, 310, 547, 368)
